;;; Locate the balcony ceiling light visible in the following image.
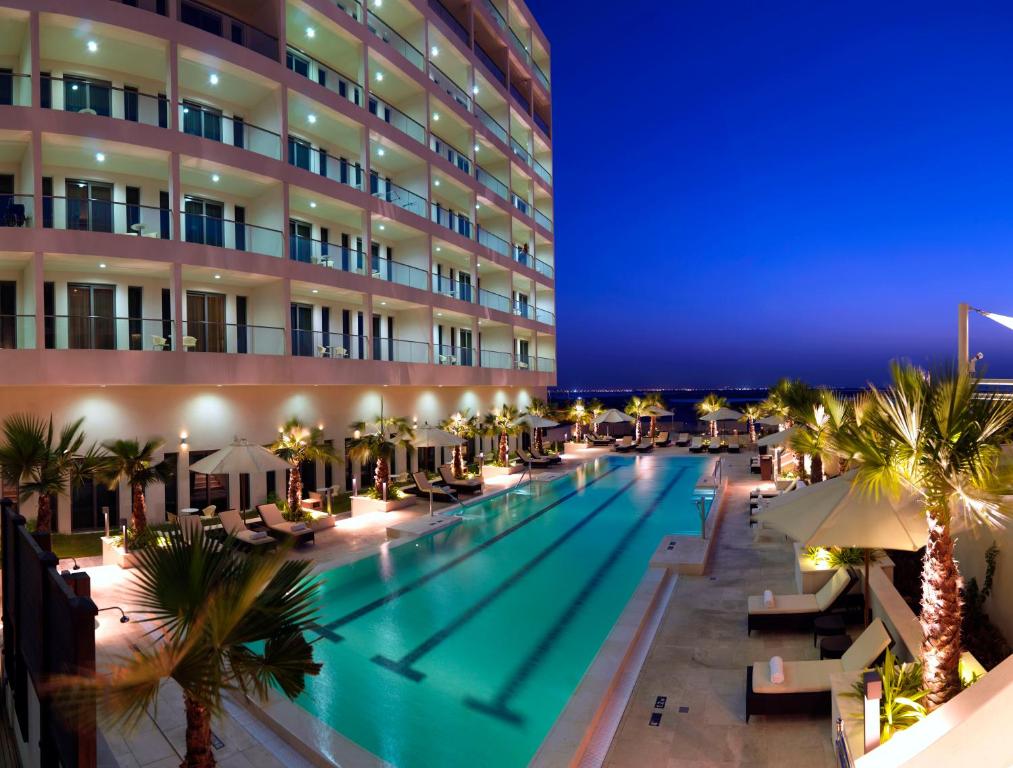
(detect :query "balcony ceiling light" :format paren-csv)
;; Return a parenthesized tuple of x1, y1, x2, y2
(375, 71, 384, 82)
(308, 113, 317, 124)
(434, 179, 440, 186)
(309, 201, 317, 208)
(373, 0, 381, 7)
(474, 144, 480, 152)
(211, 174, 220, 182)
(378, 224, 385, 230)
(312, 288, 319, 293)
(435, 246, 441, 251)
(380, 301, 386, 306)
(209, 73, 219, 85)
(87, 40, 98, 53)
(377, 147, 385, 156)
(213, 274, 221, 279)
(95, 152, 105, 162)
(432, 112, 440, 121)
(98, 262, 107, 269)
(436, 312, 442, 317)
(306, 26, 316, 38)
(431, 45, 439, 57)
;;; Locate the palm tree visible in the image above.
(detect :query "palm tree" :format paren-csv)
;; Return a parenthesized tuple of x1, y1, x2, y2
(564, 399, 592, 441)
(440, 411, 478, 478)
(62, 529, 322, 768)
(483, 404, 520, 465)
(0, 414, 100, 537)
(643, 392, 666, 438)
(271, 419, 338, 516)
(587, 399, 605, 435)
(95, 438, 172, 534)
(739, 403, 762, 444)
(695, 393, 728, 437)
(347, 412, 414, 495)
(523, 398, 554, 453)
(624, 395, 650, 442)
(835, 362, 1013, 709)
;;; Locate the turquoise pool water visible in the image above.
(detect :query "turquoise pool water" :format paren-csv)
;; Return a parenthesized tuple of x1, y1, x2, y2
(297, 454, 710, 767)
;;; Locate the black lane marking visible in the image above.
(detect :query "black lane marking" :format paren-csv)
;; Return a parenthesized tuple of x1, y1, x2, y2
(464, 468, 687, 725)
(372, 473, 643, 679)
(317, 465, 623, 640)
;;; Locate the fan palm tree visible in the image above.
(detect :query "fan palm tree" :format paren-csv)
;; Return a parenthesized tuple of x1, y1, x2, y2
(739, 403, 762, 444)
(483, 404, 520, 465)
(440, 411, 478, 478)
(643, 392, 666, 438)
(564, 399, 592, 441)
(695, 393, 728, 437)
(59, 529, 322, 768)
(835, 362, 1013, 709)
(523, 398, 554, 453)
(587, 399, 605, 436)
(95, 438, 172, 534)
(347, 412, 414, 495)
(625, 395, 651, 442)
(271, 419, 339, 516)
(0, 414, 101, 537)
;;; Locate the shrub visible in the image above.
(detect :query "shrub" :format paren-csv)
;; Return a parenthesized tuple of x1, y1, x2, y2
(846, 649, 927, 743)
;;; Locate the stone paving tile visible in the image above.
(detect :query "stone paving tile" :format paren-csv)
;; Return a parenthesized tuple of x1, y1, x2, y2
(605, 453, 835, 768)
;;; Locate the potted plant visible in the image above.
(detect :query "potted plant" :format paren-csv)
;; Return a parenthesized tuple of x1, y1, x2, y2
(347, 410, 416, 513)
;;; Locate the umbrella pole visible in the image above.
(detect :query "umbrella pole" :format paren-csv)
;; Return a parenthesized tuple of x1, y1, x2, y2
(864, 548, 871, 628)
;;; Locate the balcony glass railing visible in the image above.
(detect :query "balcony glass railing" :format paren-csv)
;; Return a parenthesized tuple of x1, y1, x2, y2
(292, 329, 367, 360)
(535, 257, 554, 279)
(475, 103, 508, 144)
(433, 274, 474, 302)
(110, 0, 167, 14)
(371, 177, 428, 217)
(431, 203, 473, 238)
(428, 0, 469, 44)
(513, 355, 532, 371)
(436, 344, 474, 366)
(180, 101, 280, 159)
(182, 320, 285, 355)
(182, 212, 282, 257)
(0, 314, 36, 350)
(430, 134, 472, 175)
(534, 207, 552, 232)
(44, 316, 175, 352)
(42, 76, 167, 127)
(533, 158, 552, 186)
(477, 225, 509, 256)
(428, 62, 471, 111)
(514, 246, 555, 279)
(533, 61, 550, 92)
(290, 236, 368, 275)
(478, 287, 511, 314)
(1, 194, 33, 228)
(536, 356, 555, 373)
(535, 307, 555, 326)
(44, 197, 171, 239)
(480, 0, 507, 31)
(513, 301, 532, 320)
(372, 255, 429, 290)
(367, 11, 424, 70)
(479, 348, 512, 369)
(509, 27, 530, 63)
(534, 111, 550, 137)
(0, 72, 30, 106)
(475, 166, 508, 200)
(510, 83, 530, 113)
(372, 337, 430, 364)
(474, 43, 506, 86)
(288, 142, 364, 190)
(287, 46, 363, 108)
(369, 96, 425, 144)
(511, 193, 529, 216)
(329, 0, 362, 22)
(510, 137, 531, 165)
(179, 0, 278, 60)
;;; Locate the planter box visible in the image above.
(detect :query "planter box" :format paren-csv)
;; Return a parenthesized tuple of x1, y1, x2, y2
(307, 513, 339, 531)
(481, 463, 523, 478)
(793, 541, 894, 594)
(101, 536, 139, 569)
(350, 495, 417, 517)
(563, 441, 589, 454)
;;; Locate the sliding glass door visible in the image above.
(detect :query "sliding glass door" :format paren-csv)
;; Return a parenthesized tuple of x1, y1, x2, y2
(186, 291, 226, 352)
(68, 283, 115, 349)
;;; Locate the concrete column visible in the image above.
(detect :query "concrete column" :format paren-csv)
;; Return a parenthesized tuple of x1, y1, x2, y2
(169, 151, 181, 243)
(171, 261, 183, 352)
(168, 43, 179, 132)
(281, 277, 292, 356)
(31, 251, 44, 349)
(281, 180, 290, 262)
(363, 292, 373, 360)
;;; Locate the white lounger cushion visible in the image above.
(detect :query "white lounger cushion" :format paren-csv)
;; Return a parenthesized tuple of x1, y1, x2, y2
(841, 618, 891, 672)
(748, 593, 819, 615)
(752, 659, 841, 694)
(814, 568, 852, 611)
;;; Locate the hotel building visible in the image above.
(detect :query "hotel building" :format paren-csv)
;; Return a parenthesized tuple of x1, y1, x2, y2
(0, 0, 555, 530)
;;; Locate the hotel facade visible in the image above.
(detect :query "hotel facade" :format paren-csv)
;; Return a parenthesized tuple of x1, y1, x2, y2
(0, 0, 555, 531)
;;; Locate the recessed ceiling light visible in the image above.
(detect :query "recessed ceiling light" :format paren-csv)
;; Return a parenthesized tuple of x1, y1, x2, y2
(306, 26, 315, 38)
(378, 224, 385, 230)
(474, 144, 480, 152)
(87, 40, 98, 53)
(373, 0, 381, 7)
(436, 312, 442, 317)
(380, 301, 386, 306)
(95, 152, 105, 162)
(435, 246, 441, 252)
(308, 113, 317, 124)
(309, 201, 317, 208)
(213, 274, 221, 279)
(375, 71, 384, 82)
(211, 174, 220, 182)
(432, 112, 440, 121)
(98, 262, 107, 269)
(434, 179, 440, 186)
(431, 45, 439, 56)
(209, 73, 219, 85)
(377, 147, 385, 156)
(311, 288, 319, 294)
(71, 84, 79, 91)
(472, 84, 479, 95)
(475, 203, 480, 209)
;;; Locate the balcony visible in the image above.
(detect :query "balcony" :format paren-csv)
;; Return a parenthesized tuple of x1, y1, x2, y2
(43, 197, 171, 239)
(287, 46, 363, 108)
(292, 330, 367, 360)
(510, 137, 531, 165)
(179, 0, 279, 61)
(371, 176, 428, 218)
(512, 245, 554, 279)
(182, 212, 282, 258)
(369, 95, 426, 144)
(367, 11, 424, 71)
(288, 140, 364, 191)
(533, 62, 550, 92)
(431, 203, 473, 238)
(181, 320, 285, 354)
(533, 158, 552, 186)
(476, 166, 508, 201)
(479, 348, 512, 369)
(477, 225, 509, 257)
(373, 337, 431, 364)
(372, 255, 429, 290)
(44, 316, 173, 351)
(474, 43, 506, 87)
(475, 103, 508, 144)
(478, 287, 511, 314)
(42, 75, 167, 127)
(109, 0, 167, 14)
(0, 315, 37, 350)
(433, 274, 474, 302)
(431, 134, 472, 175)
(290, 236, 368, 275)
(535, 307, 555, 326)
(510, 83, 530, 113)
(436, 343, 474, 366)
(428, 62, 471, 112)
(181, 102, 281, 160)
(479, 0, 507, 33)
(0, 73, 30, 107)
(535, 356, 555, 373)
(511, 193, 529, 216)
(428, 0, 469, 45)
(1, 195, 34, 228)
(534, 207, 552, 232)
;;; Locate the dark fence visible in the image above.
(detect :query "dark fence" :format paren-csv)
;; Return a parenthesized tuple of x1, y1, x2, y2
(2, 498, 98, 768)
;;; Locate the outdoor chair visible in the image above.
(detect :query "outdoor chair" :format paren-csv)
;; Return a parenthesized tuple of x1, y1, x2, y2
(439, 465, 483, 494)
(219, 510, 276, 552)
(588, 434, 614, 446)
(530, 446, 562, 464)
(517, 447, 555, 466)
(727, 436, 742, 453)
(747, 567, 859, 634)
(635, 436, 655, 453)
(614, 436, 636, 453)
(708, 437, 725, 453)
(675, 432, 691, 446)
(654, 431, 672, 447)
(688, 436, 704, 453)
(256, 503, 315, 546)
(410, 471, 458, 502)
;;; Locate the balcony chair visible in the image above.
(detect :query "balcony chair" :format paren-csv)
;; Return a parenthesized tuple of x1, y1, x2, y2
(151, 335, 168, 351)
(182, 335, 198, 350)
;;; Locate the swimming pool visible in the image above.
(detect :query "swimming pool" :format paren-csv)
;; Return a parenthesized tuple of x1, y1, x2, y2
(296, 454, 710, 767)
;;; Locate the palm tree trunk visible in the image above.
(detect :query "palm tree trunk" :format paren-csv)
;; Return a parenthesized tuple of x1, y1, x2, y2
(36, 494, 52, 534)
(287, 465, 302, 516)
(498, 433, 508, 465)
(810, 454, 823, 484)
(748, 418, 756, 444)
(452, 446, 465, 479)
(182, 693, 215, 768)
(634, 420, 642, 442)
(375, 456, 390, 493)
(921, 509, 963, 709)
(649, 417, 657, 438)
(535, 428, 544, 454)
(131, 482, 147, 532)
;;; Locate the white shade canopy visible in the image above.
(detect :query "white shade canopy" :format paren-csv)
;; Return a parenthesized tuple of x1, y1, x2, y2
(645, 405, 674, 417)
(593, 408, 634, 425)
(187, 439, 290, 475)
(411, 425, 464, 448)
(755, 471, 927, 552)
(700, 407, 743, 422)
(757, 425, 797, 447)
(756, 415, 784, 426)
(512, 414, 559, 429)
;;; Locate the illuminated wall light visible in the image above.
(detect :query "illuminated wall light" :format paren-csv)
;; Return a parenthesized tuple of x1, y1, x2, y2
(87, 40, 98, 53)
(213, 274, 221, 280)
(311, 288, 319, 294)
(209, 73, 219, 85)
(180, 431, 189, 450)
(98, 263, 107, 269)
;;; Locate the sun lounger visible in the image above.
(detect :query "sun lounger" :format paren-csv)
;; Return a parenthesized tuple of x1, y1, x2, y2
(410, 471, 459, 502)
(178, 514, 224, 551)
(517, 447, 555, 467)
(674, 432, 690, 447)
(530, 447, 562, 464)
(708, 437, 725, 453)
(635, 436, 655, 453)
(653, 431, 671, 447)
(745, 618, 893, 721)
(219, 510, 277, 552)
(438, 465, 483, 494)
(614, 436, 636, 453)
(727, 435, 741, 453)
(688, 436, 704, 453)
(588, 434, 614, 446)
(750, 456, 761, 474)
(747, 567, 859, 633)
(256, 503, 316, 546)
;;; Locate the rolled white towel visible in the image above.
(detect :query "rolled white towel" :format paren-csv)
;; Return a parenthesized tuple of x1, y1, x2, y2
(769, 656, 784, 685)
(763, 590, 775, 608)
(248, 530, 268, 541)
(290, 522, 308, 532)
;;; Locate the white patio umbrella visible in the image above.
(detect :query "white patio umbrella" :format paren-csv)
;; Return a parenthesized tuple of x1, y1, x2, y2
(755, 471, 927, 624)
(644, 404, 675, 438)
(187, 438, 290, 474)
(511, 414, 559, 430)
(700, 406, 743, 423)
(756, 415, 784, 427)
(593, 408, 634, 436)
(756, 425, 797, 447)
(411, 425, 465, 448)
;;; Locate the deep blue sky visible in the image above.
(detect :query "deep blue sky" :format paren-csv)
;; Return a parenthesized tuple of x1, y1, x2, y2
(528, 1, 1013, 388)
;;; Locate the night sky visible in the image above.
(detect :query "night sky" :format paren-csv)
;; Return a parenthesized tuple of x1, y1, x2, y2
(528, 1, 1013, 388)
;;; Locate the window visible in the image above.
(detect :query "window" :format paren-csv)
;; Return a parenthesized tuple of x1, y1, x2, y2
(126, 185, 141, 232)
(188, 449, 229, 510)
(236, 295, 248, 354)
(0, 68, 12, 106)
(66, 179, 113, 232)
(43, 281, 54, 349)
(288, 135, 312, 171)
(128, 285, 142, 350)
(68, 283, 116, 350)
(0, 281, 15, 349)
(184, 196, 224, 246)
(124, 85, 139, 122)
(185, 291, 226, 352)
(289, 219, 313, 263)
(163, 453, 178, 516)
(182, 100, 222, 141)
(291, 302, 314, 357)
(286, 49, 310, 78)
(64, 75, 111, 116)
(161, 288, 173, 350)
